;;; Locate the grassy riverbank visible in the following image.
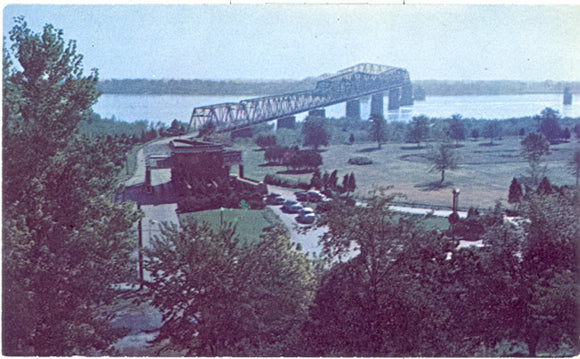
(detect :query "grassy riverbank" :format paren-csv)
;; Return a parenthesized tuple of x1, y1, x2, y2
(233, 136, 577, 210)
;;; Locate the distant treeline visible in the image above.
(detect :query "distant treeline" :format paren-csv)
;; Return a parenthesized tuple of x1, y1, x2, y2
(413, 80, 580, 97)
(96, 78, 316, 96)
(97, 78, 579, 97)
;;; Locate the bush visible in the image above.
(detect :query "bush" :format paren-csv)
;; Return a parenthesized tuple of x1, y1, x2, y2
(263, 174, 310, 190)
(348, 156, 373, 165)
(256, 135, 276, 149)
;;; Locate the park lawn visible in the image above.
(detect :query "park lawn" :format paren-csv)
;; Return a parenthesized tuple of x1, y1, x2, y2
(179, 208, 280, 245)
(234, 136, 577, 211)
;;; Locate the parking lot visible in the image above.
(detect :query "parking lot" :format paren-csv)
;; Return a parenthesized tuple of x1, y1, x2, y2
(266, 186, 328, 259)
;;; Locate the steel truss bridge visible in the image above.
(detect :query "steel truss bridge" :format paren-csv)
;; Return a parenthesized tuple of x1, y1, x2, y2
(188, 63, 413, 133)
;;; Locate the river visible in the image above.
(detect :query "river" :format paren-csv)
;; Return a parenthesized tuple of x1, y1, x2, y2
(92, 92, 579, 126)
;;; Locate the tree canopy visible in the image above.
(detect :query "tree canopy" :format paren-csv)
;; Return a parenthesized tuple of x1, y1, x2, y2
(426, 142, 460, 184)
(520, 132, 550, 185)
(369, 113, 388, 149)
(143, 222, 314, 356)
(302, 116, 329, 150)
(3, 17, 139, 355)
(407, 115, 430, 147)
(537, 107, 562, 142)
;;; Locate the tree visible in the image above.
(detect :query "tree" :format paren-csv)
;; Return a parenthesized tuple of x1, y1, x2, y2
(310, 169, 322, 190)
(288, 150, 322, 171)
(562, 127, 571, 140)
(446, 191, 579, 357)
(144, 222, 314, 356)
(508, 177, 523, 205)
(255, 135, 276, 149)
(426, 143, 460, 184)
(448, 114, 465, 145)
(471, 129, 479, 141)
(490, 191, 578, 356)
(482, 120, 502, 144)
(3, 18, 139, 355)
(520, 132, 550, 185)
(369, 113, 387, 149)
(302, 116, 329, 150)
(574, 124, 580, 139)
(304, 190, 455, 356)
(347, 172, 356, 194)
(407, 115, 430, 148)
(536, 107, 561, 142)
(567, 148, 580, 187)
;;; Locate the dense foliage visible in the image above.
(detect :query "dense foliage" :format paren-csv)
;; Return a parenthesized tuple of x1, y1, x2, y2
(299, 187, 579, 357)
(3, 18, 139, 355)
(143, 223, 314, 356)
(369, 113, 388, 149)
(302, 116, 330, 150)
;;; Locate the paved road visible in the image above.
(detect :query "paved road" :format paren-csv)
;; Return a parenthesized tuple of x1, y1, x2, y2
(266, 186, 328, 259)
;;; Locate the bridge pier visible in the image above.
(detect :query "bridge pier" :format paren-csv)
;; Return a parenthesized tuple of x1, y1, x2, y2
(400, 85, 414, 106)
(388, 88, 401, 110)
(277, 116, 296, 129)
(346, 99, 361, 119)
(371, 93, 384, 116)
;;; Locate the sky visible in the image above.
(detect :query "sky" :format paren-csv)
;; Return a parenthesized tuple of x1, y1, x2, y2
(3, 3, 580, 81)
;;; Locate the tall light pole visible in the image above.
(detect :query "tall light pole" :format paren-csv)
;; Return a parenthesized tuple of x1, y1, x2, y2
(452, 188, 460, 212)
(137, 205, 143, 290)
(449, 188, 461, 243)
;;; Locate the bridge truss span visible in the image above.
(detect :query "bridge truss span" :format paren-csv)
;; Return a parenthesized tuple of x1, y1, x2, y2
(189, 63, 413, 133)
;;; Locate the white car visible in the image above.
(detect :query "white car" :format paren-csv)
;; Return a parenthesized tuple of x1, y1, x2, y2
(299, 207, 314, 217)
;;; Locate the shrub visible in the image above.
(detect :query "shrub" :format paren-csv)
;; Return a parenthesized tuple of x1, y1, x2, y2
(256, 135, 277, 149)
(263, 174, 310, 190)
(348, 156, 373, 165)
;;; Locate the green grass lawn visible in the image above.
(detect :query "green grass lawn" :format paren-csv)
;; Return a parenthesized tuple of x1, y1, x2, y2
(179, 208, 281, 245)
(233, 136, 578, 210)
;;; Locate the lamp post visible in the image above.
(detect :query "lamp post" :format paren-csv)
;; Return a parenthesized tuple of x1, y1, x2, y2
(452, 188, 460, 212)
(448, 189, 461, 243)
(137, 205, 143, 290)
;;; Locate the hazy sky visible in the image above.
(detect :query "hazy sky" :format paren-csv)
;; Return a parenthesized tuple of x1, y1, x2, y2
(3, 4, 579, 81)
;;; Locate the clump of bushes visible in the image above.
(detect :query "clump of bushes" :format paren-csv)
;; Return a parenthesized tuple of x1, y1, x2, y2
(263, 174, 310, 190)
(348, 156, 373, 165)
(264, 146, 322, 170)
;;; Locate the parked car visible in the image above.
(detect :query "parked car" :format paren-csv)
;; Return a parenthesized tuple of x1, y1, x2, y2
(296, 213, 315, 224)
(295, 191, 308, 201)
(266, 194, 285, 205)
(282, 199, 298, 211)
(287, 203, 304, 213)
(306, 191, 324, 202)
(299, 207, 314, 217)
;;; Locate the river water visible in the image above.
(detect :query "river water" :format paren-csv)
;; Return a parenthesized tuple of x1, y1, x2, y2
(93, 92, 580, 126)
